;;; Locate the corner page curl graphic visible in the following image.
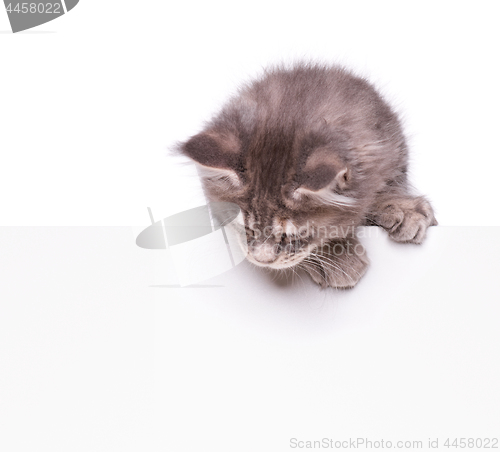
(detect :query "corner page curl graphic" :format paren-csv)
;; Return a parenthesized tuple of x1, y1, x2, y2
(136, 202, 248, 287)
(3, 1, 79, 33)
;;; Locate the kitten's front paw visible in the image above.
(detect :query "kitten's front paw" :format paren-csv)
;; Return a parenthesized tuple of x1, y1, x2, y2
(302, 240, 369, 289)
(377, 197, 437, 244)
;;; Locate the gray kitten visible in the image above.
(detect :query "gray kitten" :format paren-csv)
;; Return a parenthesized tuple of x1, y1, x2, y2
(179, 64, 437, 288)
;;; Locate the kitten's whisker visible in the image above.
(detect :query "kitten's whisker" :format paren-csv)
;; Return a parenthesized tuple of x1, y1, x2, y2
(308, 253, 357, 286)
(301, 259, 328, 285)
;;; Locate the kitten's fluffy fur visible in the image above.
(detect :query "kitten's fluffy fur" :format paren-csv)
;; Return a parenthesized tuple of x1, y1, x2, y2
(179, 63, 437, 288)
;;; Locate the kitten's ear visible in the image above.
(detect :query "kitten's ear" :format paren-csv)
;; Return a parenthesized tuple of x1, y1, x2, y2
(181, 131, 242, 190)
(293, 147, 355, 206)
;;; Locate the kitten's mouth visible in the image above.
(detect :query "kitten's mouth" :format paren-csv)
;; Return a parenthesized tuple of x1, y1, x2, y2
(246, 253, 307, 270)
(233, 227, 312, 270)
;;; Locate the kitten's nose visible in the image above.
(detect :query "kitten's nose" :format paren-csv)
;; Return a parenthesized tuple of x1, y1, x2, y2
(250, 243, 278, 264)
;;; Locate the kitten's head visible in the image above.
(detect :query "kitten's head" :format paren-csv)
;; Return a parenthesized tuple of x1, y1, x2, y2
(180, 125, 361, 269)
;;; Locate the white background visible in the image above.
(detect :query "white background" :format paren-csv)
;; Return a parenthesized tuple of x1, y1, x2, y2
(0, 0, 499, 226)
(1, 2, 500, 452)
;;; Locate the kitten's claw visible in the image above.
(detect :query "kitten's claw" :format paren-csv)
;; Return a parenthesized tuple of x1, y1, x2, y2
(375, 197, 437, 244)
